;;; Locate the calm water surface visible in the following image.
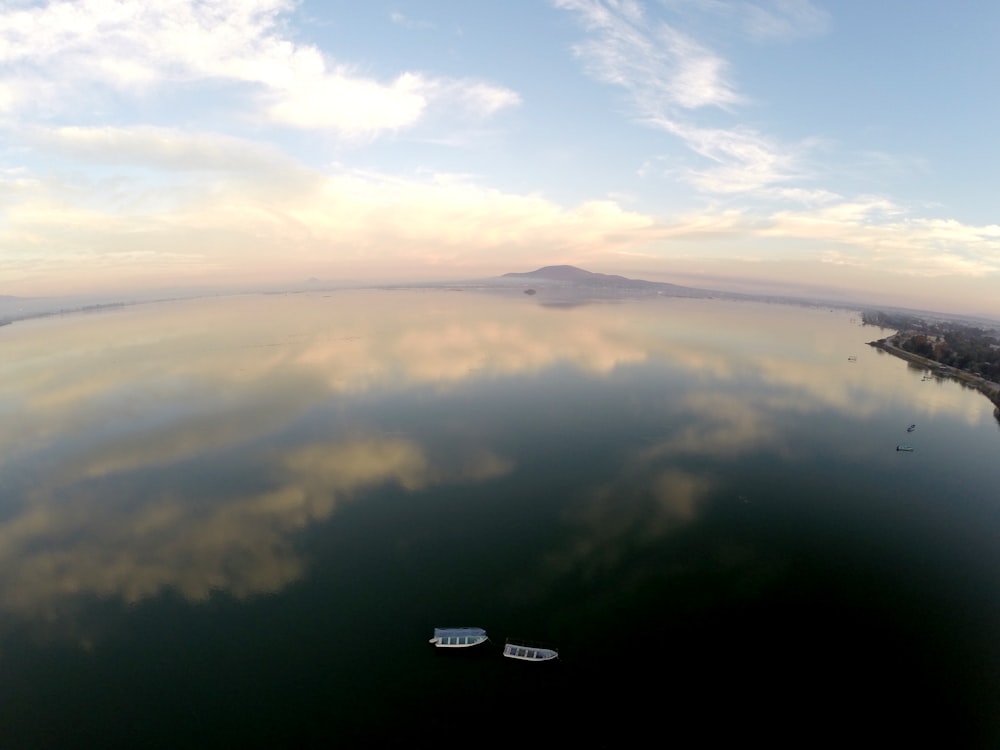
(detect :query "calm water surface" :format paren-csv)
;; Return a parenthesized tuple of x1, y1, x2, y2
(1, 291, 998, 747)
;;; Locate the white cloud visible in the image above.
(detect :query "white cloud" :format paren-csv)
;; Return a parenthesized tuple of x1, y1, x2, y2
(555, 0, 742, 111)
(27, 125, 310, 175)
(4, 118, 997, 297)
(0, 434, 512, 619)
(0, 0, 519, 136)
(660, 0, 830, 42)
(665, 122, 802, 193)
(607, 193, 1000, 285)
(266, 72, 522, 137)
(740, 0, 831, 41)
(266, 70, 430, 134)
(761, 186, 842, 207)
(443, 80, 523, 119)
(0, 144, 656, 293)
(656, 23, 742, 109)
(764, 199, 1000, 277)
(556, 0, 812, 196)
(388, 10, 435, 30)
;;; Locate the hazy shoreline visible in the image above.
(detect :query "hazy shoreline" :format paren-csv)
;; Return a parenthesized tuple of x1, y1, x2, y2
(4, 265, 1000, 331)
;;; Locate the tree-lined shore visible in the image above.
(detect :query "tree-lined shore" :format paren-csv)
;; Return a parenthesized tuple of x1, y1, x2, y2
(863, 311, 1000, 415)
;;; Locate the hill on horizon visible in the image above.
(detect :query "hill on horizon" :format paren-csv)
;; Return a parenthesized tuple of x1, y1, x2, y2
(500, 264, 714, 298)
(502, 264, 632, 283)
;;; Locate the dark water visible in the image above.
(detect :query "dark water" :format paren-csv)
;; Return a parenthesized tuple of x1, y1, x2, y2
(1, 291, 998, 748)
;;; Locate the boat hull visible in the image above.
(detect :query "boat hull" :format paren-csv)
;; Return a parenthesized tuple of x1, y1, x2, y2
(429, 627, 489, 648)
(502, 641, 558, 662)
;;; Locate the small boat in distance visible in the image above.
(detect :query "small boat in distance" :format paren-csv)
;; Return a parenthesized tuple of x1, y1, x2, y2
(502, 638, 558, 662)
(428, 627, 489, 648)
(896, 444, 915, 452)
(907, 424, 916, 432)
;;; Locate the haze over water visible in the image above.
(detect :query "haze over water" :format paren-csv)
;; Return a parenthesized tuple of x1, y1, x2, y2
(1, 290, 998, 747)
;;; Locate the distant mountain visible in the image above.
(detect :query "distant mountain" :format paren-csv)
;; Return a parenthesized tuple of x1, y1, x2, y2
(500, 265, 714, 298)
(503, 265, 632, 283)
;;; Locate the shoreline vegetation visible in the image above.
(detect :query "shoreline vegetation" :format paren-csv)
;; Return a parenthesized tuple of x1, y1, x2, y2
(863, 310, 1000, 419)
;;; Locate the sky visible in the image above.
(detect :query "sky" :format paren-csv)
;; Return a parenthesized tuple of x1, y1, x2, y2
(1, 0, 999, 316)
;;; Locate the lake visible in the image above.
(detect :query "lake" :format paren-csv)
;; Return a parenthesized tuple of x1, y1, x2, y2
(1, 290, 998, 748)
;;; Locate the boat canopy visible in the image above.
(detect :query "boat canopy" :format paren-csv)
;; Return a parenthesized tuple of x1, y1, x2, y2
(433, 627, 486, 639)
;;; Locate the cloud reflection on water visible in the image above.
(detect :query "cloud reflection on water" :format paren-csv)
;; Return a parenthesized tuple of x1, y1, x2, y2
(0, 436, 510, 624)
(0, 291, 991, 631)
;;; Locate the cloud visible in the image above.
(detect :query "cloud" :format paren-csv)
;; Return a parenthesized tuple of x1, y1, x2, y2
(0, 435, 512, 626)
(0, 0, 297, 88)
(4, 286, 995, 633)
(262, 68, 520, 136)
(740, 0, 831, 41)
(264, 70, 430, 133)
(0, 0, 518, 136)
(388, 10, 435, 30)
(5, 120, 996, 298)
(26, 125, 312, 177)
(553, 0, 999, 298)
(653, 392, 777, 458)
(0, 147, 655, 292)
(7, 139, 996, 296)
(764, 200, 1000, 277)
(662, 121, 803, 193)
(555, 0, 742, 111)
(0, 290, 657, 483)
(660, 0, 830, 42)
(555, 0, 809, 196)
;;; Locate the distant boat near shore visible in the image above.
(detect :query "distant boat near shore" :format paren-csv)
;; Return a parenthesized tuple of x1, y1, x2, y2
(896, 444, 915, 452)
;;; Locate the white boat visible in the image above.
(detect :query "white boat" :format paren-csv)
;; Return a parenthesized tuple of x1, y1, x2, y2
(428, 627, 489, 648)
(502, 639, 558, 662)
(896, 444, 914, 452)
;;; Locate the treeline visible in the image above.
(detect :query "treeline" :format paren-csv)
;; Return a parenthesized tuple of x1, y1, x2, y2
(863, 310, 1000, 381)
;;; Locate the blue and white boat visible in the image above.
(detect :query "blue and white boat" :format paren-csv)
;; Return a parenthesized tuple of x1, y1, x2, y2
(428, 627, 489, 648)
(502, 638, 558, 662)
